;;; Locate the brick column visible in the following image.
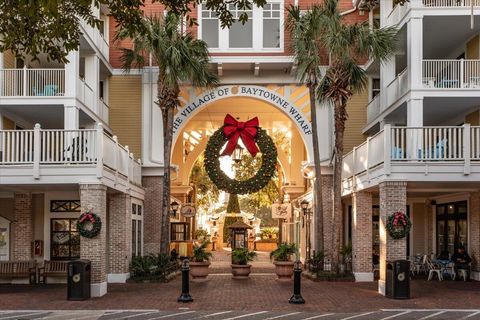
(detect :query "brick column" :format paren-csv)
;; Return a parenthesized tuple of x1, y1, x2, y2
(142, 176, 163, 254)
(80, 184, 107, 297)
(108, 193, 132, 283)
(352, 191, 373, 281)
(470, 192, 480, 280)
(378, 181, 407, 295)
(12, 193, 33, 260)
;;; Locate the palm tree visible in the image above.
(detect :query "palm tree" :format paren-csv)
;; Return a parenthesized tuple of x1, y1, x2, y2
(287, 5, 326, 256)
(316, 0, 397, 267)
(119, 13, 218, 253)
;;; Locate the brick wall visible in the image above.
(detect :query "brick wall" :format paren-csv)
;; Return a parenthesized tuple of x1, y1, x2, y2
(379, 181, 407, 284)
(80, 184, 107, 284)
(320, 174, 335, 257)
(143, 176, 164, 255)
(12, 193, 33, 260)
(108, 193, 132, 274)
(352, 191, 373, 273)
(470, 192, 480, 271)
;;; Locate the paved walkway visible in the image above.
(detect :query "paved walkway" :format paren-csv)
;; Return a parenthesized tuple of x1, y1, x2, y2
(0, 309, 479, 320)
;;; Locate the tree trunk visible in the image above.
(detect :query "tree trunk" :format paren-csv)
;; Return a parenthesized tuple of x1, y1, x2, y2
(332, 97, 347, 270)
(158, 77, 179, 254)
(308, 83, 324, 257)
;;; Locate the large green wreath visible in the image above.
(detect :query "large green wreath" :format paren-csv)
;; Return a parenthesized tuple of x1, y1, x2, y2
(204, 126, 277, 195)
(77, 211, 102, 238)
(386, 211, 412, 240)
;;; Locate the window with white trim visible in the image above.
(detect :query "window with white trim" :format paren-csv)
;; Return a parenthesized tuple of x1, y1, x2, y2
(263, 3, 281, 48)
(228, 4, 253, 48)
(131, 202, 143, 257)
(201, 8, 219, 48)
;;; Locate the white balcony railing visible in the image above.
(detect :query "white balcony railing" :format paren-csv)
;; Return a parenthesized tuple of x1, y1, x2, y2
(78, 78, 95, 109)
(422, 59, 480, 89)
(423, 0, 480, 7)
(0, 68, 65, 97)
(385, 69, 408, 107)
(343, 124, 480, 182)
(0, 125, 141, 186)
(366, 94, 381, 124)
(98, 98, 110, 124)
(79, 19, 110, 61)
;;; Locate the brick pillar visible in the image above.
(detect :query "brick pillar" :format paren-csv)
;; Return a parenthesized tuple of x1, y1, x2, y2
(319, 174, 334, 257)
(352, 191, 373, 281)
(142, 176, 163, 255)
(80, 184, 107, 297)
(12, 193, 33, 260)
(470, 192, 480, 280)
(108, 193, 132, 283)
(378, 181, 407, 295)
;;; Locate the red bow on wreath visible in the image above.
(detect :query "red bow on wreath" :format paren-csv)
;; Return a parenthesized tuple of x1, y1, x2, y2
(221, 114, 259, 157)
(80, 211, 95, 223)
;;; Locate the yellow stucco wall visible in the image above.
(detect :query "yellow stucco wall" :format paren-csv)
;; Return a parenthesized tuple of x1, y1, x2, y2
(342, 90, 368, 153)
(467, 35, 479, 59)
(108, 75, 142, 158)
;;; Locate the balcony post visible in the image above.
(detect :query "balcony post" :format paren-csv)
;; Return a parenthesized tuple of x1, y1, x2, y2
(22, 66, 27, 97)
(96, 123, 104, 178)
(64, 51, 80, 97)
(113, 135, 119, 184)
(33, 124, 41, 179)
(407, 17, 423, 90)
(463, 123, 471, 175)
(366, 137, 371, 181)
(460, 59, 465, 88)
(384, 124, 392, 175)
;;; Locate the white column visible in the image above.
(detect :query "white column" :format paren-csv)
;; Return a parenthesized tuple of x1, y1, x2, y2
(84, 55, 100, 113)
(64, 51, 80, 97)
(407, 17, 423, 90)
(64, 105, 79, 130)
(406, 98, 424, 159)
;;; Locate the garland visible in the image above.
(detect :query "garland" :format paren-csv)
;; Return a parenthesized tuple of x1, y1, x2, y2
(77, 210, 102, 238)
(386, 211, 411, 240)
(204, 126, 277, 195)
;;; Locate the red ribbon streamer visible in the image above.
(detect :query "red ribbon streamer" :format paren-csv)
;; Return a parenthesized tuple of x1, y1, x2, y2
(221, 114, 259, 157)
(80, 212, 95, 223)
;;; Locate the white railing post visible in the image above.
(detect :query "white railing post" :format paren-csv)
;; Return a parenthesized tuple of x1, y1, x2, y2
(460, 59, 465, 88)
(463, 123, 471, 175)
(22, 66, 27, 96)
(113, 135, 119, 184)
(33, 124, 41, 179)
(366, 136, 371, 181)
(96, 123, 104, 178)
(384, 124, 392, 175)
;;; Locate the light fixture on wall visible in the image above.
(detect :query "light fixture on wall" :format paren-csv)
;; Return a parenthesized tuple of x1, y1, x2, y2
(170, 201, 179, 217)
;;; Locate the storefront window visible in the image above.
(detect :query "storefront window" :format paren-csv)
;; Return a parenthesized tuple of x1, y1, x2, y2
(201, 8, 219, 48)
(436, 201, 468, 255)
(131, 203, 143, 257)
(263, 3, 281, 48)
(171, 222, 189, 241)
(50, 218, 80, 260)
(228, 4, 253, 48)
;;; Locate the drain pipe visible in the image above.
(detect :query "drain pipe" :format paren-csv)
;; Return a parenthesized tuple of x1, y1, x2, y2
(341, 0, 360, 16)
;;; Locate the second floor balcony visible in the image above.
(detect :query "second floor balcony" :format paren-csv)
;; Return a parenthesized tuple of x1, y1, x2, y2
(0, 125, 142, 193)
(422, 59, 480, 89)
(342, 124, 480, 195)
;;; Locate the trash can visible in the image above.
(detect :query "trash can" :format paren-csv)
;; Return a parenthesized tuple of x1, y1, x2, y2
(385, 260, 410, 299)
(67, 259, 91, 300)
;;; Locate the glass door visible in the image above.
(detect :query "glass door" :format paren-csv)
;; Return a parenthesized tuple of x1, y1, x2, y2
(436, 201, 468, 255)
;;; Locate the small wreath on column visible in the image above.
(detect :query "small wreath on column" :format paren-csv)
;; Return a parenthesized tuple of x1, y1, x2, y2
(386, 211, 412, 240)
(77, 210, 102, 238)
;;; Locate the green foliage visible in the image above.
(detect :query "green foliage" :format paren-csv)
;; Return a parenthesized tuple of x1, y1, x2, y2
(190, 154, 220, 213)
(192, 241, 212, 262)
(129, 253, 177, 280)
(0, 0, 268, 63)
(340, 243, 352, 258)
(231, 248, 257, 265)
(260, 227, 279, 240)
(130, 255, 156, 278)
(194, 229, 210, 242)
(227, 194, 241, 213)
(204, 127, 277, 195)
(270, 243, 297, 262)
(311, 250, 325, 264)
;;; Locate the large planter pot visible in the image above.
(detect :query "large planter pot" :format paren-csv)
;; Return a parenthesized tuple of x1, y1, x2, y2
(231, 264, 252, 279)
(274, 261, 294, 281)
(189, 261, 210, 281)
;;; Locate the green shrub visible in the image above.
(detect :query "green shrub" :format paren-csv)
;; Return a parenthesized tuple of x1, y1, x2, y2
(231, 248, 256, 265)
(270, 243, 296, 262)
(192, 241, 212, 262)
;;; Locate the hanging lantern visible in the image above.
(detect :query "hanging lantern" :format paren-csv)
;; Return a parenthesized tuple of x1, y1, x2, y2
(232, 143, 244, 163)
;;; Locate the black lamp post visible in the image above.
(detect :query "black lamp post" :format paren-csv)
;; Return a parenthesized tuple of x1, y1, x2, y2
(300, 200, 311, 261)
(170, 201, 179, 217)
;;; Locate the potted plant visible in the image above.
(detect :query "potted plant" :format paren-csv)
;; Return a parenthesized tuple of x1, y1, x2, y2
(231, 248, 257, 279)
(189, 241, 212, 281)
(339, 243, 352, 275)
(270, 243, 296, 280)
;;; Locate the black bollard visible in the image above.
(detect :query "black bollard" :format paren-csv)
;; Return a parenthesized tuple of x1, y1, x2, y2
(289, 260, 305, 304)
(178, 259, 193, 303)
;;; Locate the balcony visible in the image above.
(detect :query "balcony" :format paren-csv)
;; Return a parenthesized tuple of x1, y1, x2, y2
(422, 59, 480, 89)
(342, 124, 480, 195)
(366, 95, 381, 124)
(0, 125, 142, 193)
(79, 19, 110, 61)
(385, 68, 408, 107)
(0, 68, 65, 97)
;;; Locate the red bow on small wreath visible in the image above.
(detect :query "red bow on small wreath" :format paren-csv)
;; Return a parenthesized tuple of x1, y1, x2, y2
(221, 114, 259, 157)
(80, 211, 95, 223)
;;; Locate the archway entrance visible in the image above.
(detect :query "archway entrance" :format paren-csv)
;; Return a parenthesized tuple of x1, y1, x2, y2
(169, 87, 312, 271)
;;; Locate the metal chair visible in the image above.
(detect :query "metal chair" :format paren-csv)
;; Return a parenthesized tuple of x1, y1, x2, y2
(427, 259, 443, 281)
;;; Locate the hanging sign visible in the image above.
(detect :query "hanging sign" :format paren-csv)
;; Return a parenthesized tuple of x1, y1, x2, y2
(180, 204, 196, 218)
(272, 203, 292, 219)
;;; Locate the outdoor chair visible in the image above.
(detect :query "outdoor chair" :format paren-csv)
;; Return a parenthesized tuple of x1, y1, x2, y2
(426, 259, 443, 281)
(457, 269, 468, 281)
(442, 262, 456, 280)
